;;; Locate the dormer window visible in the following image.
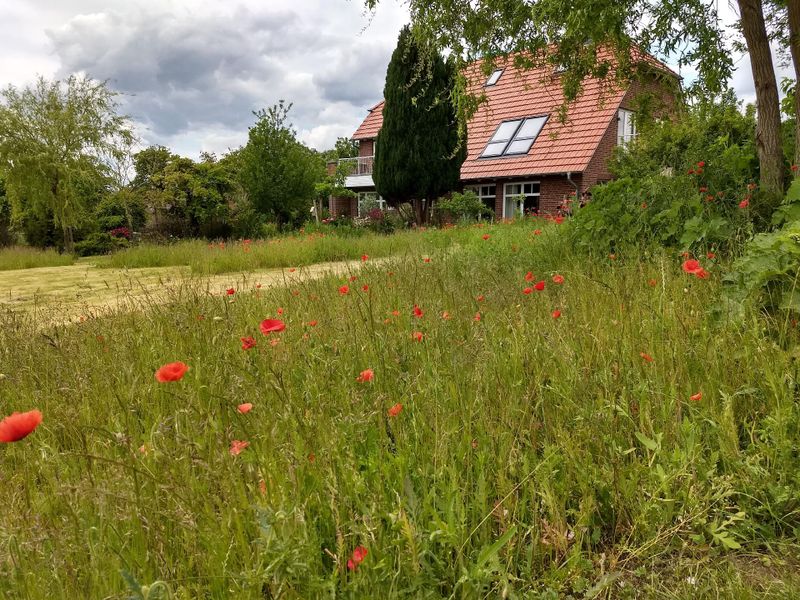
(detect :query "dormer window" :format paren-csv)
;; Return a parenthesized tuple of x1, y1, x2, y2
(480, 116, 548, 158)
(485, 69, 503, 86)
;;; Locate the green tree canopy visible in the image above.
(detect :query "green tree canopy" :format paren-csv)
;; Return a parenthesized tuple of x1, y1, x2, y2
(238, 101, 323, 227)
(0, 75, 134, 251)
(373, 26, 465, 223)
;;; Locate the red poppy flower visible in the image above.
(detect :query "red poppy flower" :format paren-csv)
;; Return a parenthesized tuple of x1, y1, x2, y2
(238, 403, 253, 414)
(682, 260, 709, 279)
(226, 288, 235, 296)
(640, 202, 647, 209)
(552, 310, 561, 319)
(349, 275, 358, 282)
(792, 164, 798, 173)
(361, 254, 369, 262)
(697, 161, 705, 167)
(473, 312, 481, 322)
(0, 410, 43, 443)
(362, 285, 369, 292)
(391, 310, 400, 317)
(647, 278, 657, 287)
(259, 319, 286, 334)
(523, 287, 533, 295)
(640, 352, 654, 363)
(308, 452, 316, 463)
(308, 320, 318, 327)
(288, 268, 296, 273)
(534, 281, 545, 291)
(241, 336, 257, 350)
(533, 229, 542, 235)
(739, 199, 749, 208)
(441, 311, 451, 320)
(687, 168, 695, 175)
(339, 285, 349, 295)
(276, 308, 284, 316)
(690, 392, 702, 402)
(555, 216, 564, 224)
(412, 331, 424, 342)
(525, 271, 534, 282)
(155, 361, 189, 382)
(388, 403, 403, 417)
(229, 440, 249, 456)
(413, 305, 424, 318)
(476, 295, 485, 302)
(552, 274, 564, 284)
(356, 369, 374, 383)
(259, 479, 267, 496)
(347, 559, 356, 571)
(609, 253, 617, 260)
(482, 234, 490, 240)
(423, 257, 431, 263)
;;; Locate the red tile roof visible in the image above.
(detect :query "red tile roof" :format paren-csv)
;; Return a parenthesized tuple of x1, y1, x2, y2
(352, 101, 385, 141)
(350, 50, 678, 180)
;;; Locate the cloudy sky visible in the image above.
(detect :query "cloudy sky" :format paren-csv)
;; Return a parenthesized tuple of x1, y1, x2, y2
(0, 0, 792, 158)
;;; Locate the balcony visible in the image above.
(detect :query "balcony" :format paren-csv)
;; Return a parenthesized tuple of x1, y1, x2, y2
(340, 156, 374, 188)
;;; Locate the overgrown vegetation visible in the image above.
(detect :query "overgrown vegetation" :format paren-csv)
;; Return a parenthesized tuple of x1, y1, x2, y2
(2, 220, 800, 598)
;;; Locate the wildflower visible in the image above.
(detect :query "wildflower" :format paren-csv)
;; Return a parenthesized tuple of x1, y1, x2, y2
(270, 338, 280, 347)
(707, 252, 716, 259)
(259, 319, 286, 334)
(229, 440, 250, 456)
(682, 260, 709, 279)
(362, 284, 369, 292)
(690, 392, 702, 402)
(533, 229, 542, 235)
(792, 164, 798, 173)
(640, 352, 654, 363)
(361, 254, 369, 262)
(482, 234, 490, 240)
(155, 361, 189, 382)
(308, 452, 316, 463)
(241, 336, 257, 350)
(0, 410, 43, 443)
(609, 253, 617, 260)
(356, 369, 374, 383)
(738, 198, 749, 209)
(423, 257, 431, 263)
(555, 216, 565, 224)
(648, 278, 657, 287)
(747, 182, 757, 191)
(699, 187, 707, 193)
(552, 310, 561, 319)
(259, 479, 267, 496)
(525, 271, 534, 282)
(412, 331, 424, 342)
(308, 320, 318, 327)
(473, 312, 481, 322)
(523, 287, 533, 295)
(687, 168, 695, 175)
(640, 202, 647, 209)
(277, 307, 284, 315)
(552, 274, 564, 284)
(288, 268, 296, 273)
(238, 403, 253, 414)
(534, 281, 545, 291)
(391, 310, 401, 317)
(226, 288, 235, 296)
(413, 305, 424, 318)
(477, 295, 485, 302)
(697, 161, 705, 168)
(338, 285, 350, 295)
(349, 275, 358, 282)
(347, 546, 368, 570)
(441, 311, 451, 320)
(388, 403, 403, 417)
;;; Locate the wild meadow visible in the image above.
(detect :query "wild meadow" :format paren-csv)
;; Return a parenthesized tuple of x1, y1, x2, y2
(0, 246, 76, 271)
(1, 219, 799, 599)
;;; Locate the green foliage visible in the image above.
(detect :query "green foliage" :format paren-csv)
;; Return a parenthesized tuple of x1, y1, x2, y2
(0, 76, 134, 251)
(94, 189, 146, 232)
(0, 174, 12, 246)
(0, 245, 74, 270)
(239, 101, 323, 227)
(434, 190, 494, 222)
(374, 26, 464, 222)
(73, 232, 129, 257)
(571, 175, 750, 254)
(725, 178, 800, 315)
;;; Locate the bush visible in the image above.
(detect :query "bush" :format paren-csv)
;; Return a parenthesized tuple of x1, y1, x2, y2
(74, 232, 129, 257)
(434, 190, 493, 223)
(570, 175, 752, 255)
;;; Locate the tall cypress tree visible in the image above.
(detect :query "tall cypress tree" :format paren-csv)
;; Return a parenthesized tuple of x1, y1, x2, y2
(374, 26, 464, 224)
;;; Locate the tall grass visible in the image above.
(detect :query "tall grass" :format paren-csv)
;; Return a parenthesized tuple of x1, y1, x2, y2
(1, 220, 799, 598)
(96, 228, 473, 274)
(0, 246, 75, 271)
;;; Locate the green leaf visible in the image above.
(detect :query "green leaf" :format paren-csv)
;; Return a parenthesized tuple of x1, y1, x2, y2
(635, 431, 658, 452)
(477, 524, 517, 567)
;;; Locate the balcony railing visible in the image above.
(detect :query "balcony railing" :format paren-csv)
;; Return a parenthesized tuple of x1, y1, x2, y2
(339, 156, 374, 176)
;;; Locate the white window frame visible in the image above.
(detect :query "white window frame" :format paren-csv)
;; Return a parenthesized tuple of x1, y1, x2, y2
(485, 69, 503, 86)
(357, 192, 386, 217)
(466, 184, 497, 219)
(617, 108, 636, 146)
(503, 181, 540, 218)
(480, 115, 549, 158)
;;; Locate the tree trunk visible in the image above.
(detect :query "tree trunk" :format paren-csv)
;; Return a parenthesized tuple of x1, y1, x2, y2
(787, 0, 800, 169)
(63, 225, 74, 254)
(738, 0, 785, 198)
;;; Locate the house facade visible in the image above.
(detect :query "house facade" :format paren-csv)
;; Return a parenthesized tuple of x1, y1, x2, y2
(329, 51, 678, 219)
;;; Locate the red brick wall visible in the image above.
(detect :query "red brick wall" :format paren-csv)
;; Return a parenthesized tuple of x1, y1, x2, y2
(468, 175, 581, 217)
(330, 196, 357, 217)
(358, 139, 374, 157)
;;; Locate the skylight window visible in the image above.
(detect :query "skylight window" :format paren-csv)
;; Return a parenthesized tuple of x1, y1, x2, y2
(485, 69, 503, 86)
(480, 116, 548, 158)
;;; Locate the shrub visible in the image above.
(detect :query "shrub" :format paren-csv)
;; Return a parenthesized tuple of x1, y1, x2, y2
(434, 190, 493, 223)
(74, 232, 129, 257)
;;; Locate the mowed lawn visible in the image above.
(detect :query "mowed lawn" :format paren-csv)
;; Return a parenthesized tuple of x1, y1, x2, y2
(1, 220, 800, 598)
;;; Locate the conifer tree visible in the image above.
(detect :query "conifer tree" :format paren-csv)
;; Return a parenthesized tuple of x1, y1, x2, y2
(374, 26, 464, 224)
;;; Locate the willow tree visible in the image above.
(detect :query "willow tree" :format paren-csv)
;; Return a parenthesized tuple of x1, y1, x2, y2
(0, 76, 133, 251)
(365, 0, 791, 200)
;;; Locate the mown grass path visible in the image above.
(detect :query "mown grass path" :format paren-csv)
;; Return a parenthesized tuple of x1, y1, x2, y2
(0, 257, 376, 322)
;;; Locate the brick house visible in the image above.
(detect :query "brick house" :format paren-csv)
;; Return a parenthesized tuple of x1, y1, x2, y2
(330, 50, 678, 219)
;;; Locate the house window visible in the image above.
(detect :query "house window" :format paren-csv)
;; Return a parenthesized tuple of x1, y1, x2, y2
(480, 116, 548, 158)
(466, 184, 496, 216)
(357, 192, 386, 216)
(503, 182, 540, 218)
(617, 109, 636, 146)
(485, 69, 503, 86)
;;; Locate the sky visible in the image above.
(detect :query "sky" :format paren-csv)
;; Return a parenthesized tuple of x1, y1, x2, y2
(0, 0, 793, 159)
